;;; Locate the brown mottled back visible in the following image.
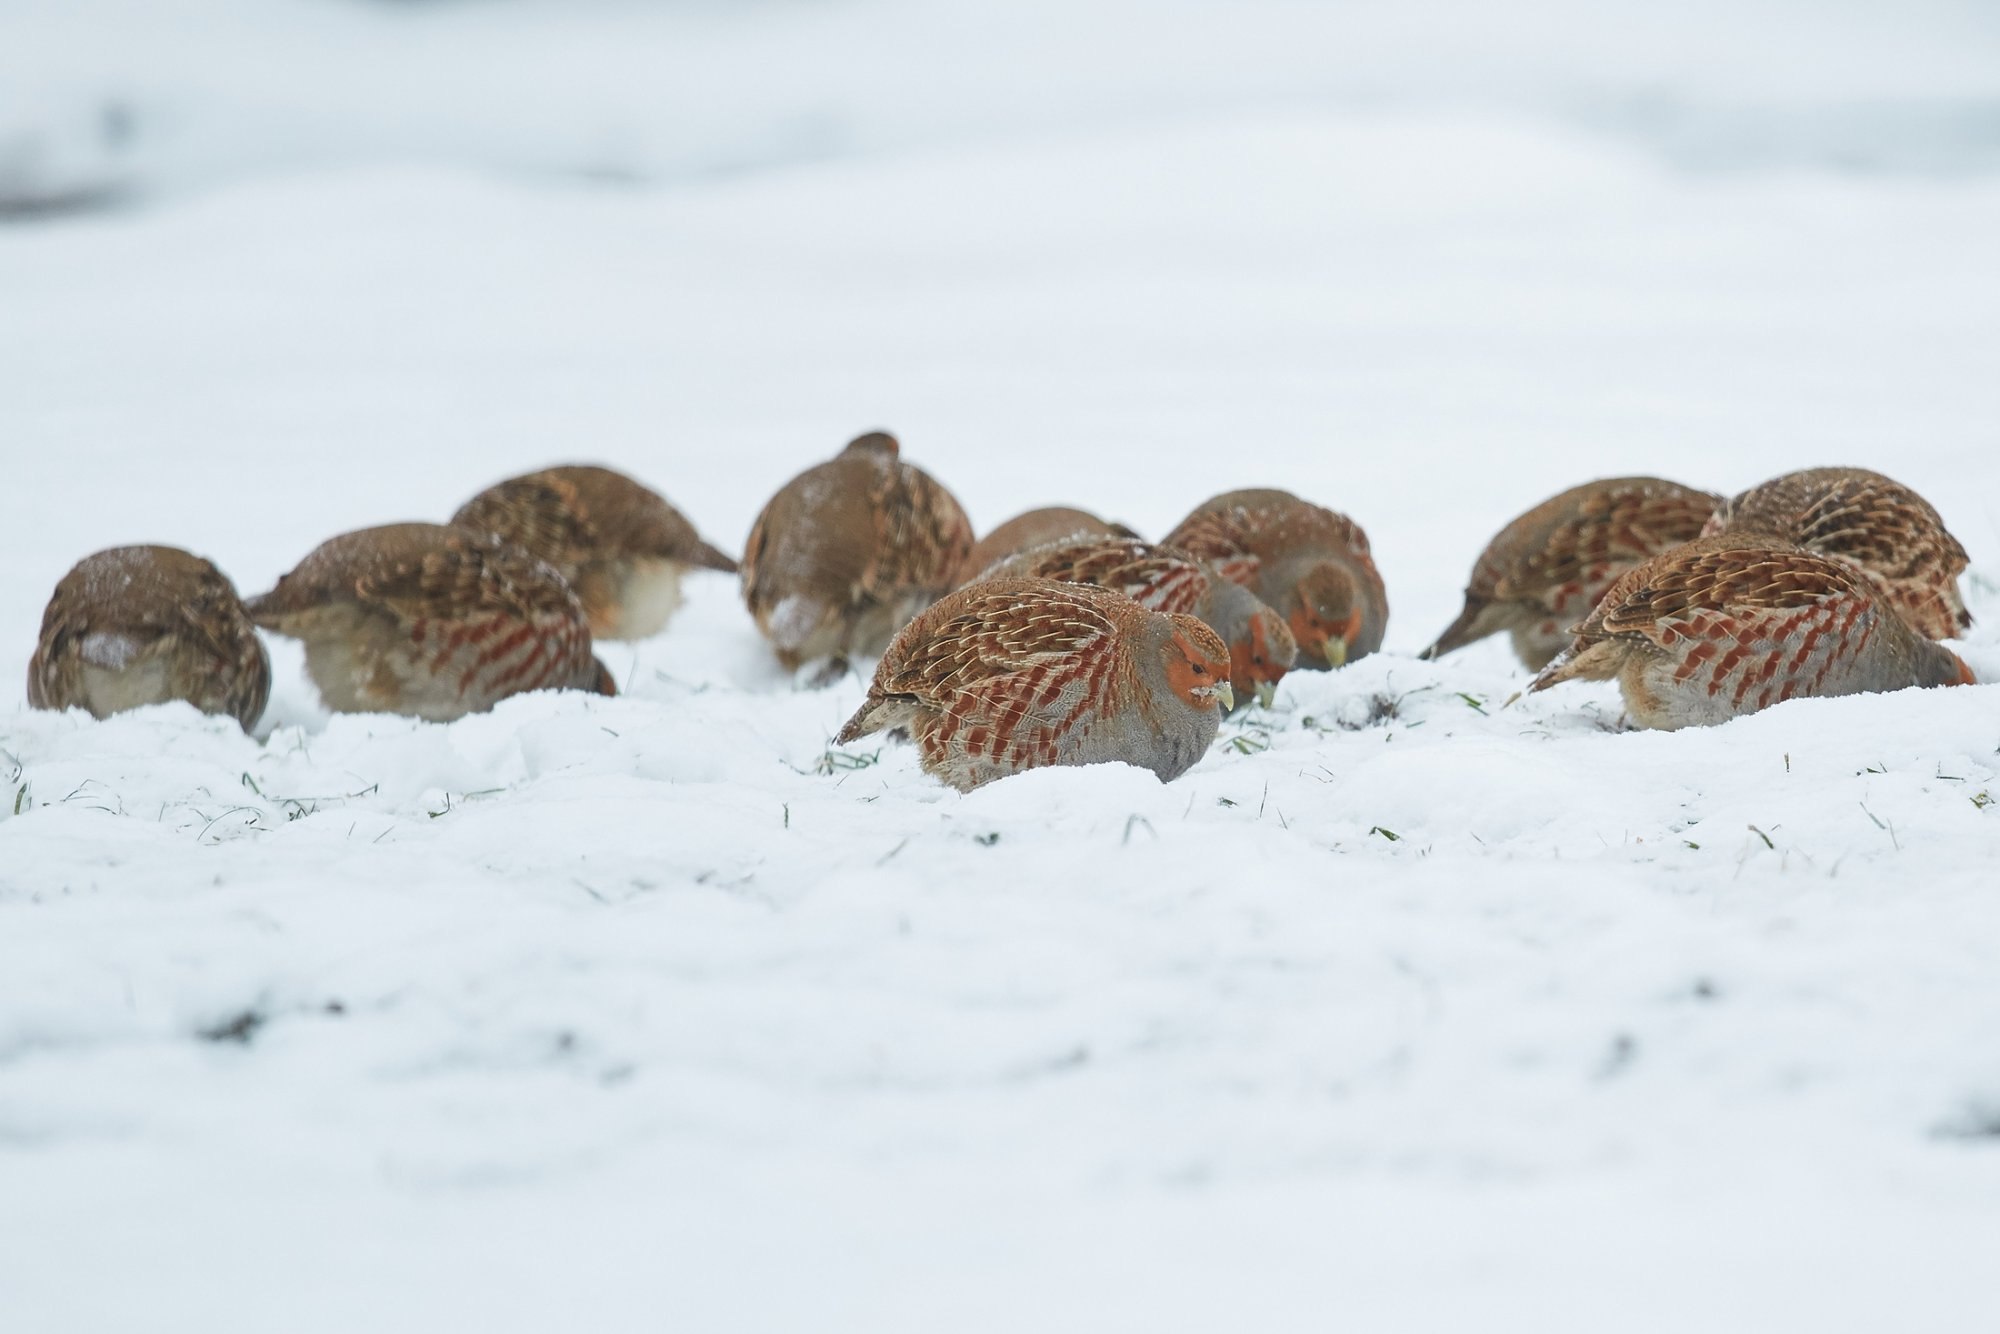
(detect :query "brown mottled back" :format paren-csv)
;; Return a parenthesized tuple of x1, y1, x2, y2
(961, 507, 1138, 579)
(1425, 477, 1722, 669)
(28, 545, 270, 731)
(1704, 467, 1970, 640)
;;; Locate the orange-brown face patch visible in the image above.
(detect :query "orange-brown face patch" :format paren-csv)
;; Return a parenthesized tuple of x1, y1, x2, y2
(1164, 624, 1231, 709)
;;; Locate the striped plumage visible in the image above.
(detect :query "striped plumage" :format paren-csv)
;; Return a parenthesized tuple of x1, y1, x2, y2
(245, 523, 613, 721)
(960, 506, 1138, 581)
(452, 464, 737, 642)
(970, 534, 1296, 704)
(742, 431, 974, 676)
(1425, 477, 1722, 669)
(1702, 467, 1971, 641)
(835, 578, 1231, 791)
(1163, 488, 1387, 669)
(1528, 534, 1975, 730)
(28, 545, 270, 732)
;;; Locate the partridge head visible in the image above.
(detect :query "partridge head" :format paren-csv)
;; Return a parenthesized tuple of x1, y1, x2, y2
(28, 545, 270, 732)
(835, 577, 1230, 791)
(245, 522, 613, 722)
(1164, 488, 1387, 669)
(1424, 476, 1722, 669)
(741, 431, 973, 679)
(452, 464, 737, 641)
(1528, 534, 1974, 730)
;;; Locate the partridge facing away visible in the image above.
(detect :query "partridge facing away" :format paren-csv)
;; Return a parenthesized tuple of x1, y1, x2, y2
(451, 464, 737, 641)
(741, 431, 974, 677)
(961, 506, 1139, 581)
(971, 535, 1297, 706)
(1702, 466, 1971, 641)
(835, 577, 1233, 791)
(1527, 534, 1975, 730)
(245, 523, 614, 722)
(1163, 488, 1387, 669)
(1425, 477, 1722, 670)
(28, 546, 270, 731)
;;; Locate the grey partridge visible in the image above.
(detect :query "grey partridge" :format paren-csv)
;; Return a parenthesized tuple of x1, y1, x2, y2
(1425, 477, 1722, 670)
(836, 577, 1232, 791)
(970, 534, 1297, 706)
(1527, 534, 1975, 730)
(741, 431, 973, 677)
(1163, 488, 1387, 669)
(28, 546, 270, 731)
(1702, 466, 1971, 641)
(245, 523, 614, 721)
(452, 464, 737, 641)
(961, 506, 1138, 581)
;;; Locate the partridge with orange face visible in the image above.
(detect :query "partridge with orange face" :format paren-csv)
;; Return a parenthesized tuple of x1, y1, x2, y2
(1164, 488, 1387, 669)
(246, 523, 614, 721)
(1527, 534, 1975, 730)
(1425, 477, 1722, 670)
(452, 464, 737, 641)
(28, 546, 270, 731)
(1702, 467, 1970, 641)
(971, 535, 1296, 706)
(742, 431, 973, 677)
(961, 506, 1138, 580)
(835, 578, 1232, 791)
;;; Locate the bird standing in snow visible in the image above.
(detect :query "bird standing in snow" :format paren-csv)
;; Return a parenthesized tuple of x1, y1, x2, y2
(28, 545, 270, 731)
(1424, 476, 1722, 670)
(246, 523, 613, 721)
(452, 464, 738, 641)
(1702, 466, 1971, 642)
(1526, 534, 1976, 729)
(741, 431, 973, 680)
(836, 577, 1233, 791)
(969, 534, 1296, 707)
(1164, 488, 1387, 669)
(960, 506, 1137, 581)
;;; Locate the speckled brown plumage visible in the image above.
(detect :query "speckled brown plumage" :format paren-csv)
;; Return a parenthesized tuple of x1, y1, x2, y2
(1425, 477, 1722, 670)
(245, 523, 613, 721)
(1163, 488, 1387, 669)
(971, 534, 1296, 704)
(836, 578, 1231, 791)
(28, 546, 270, 731)
(1702, 467, 1971, 641)
(452, 464, 737, 642)
(960, 506, 1139, 581)
(741, 431, 974, 676)
(1528, 534, 1974, 729)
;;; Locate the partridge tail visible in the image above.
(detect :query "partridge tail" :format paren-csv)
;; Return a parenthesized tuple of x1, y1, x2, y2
(1527, 639, 1624, 693)
(688, 539, 740, 574)
(1421, 597, 1493, 661)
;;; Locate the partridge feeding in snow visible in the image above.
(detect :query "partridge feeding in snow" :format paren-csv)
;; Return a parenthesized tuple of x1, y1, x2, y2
(971, 535, 1297, 706)
(1702, 467, 1971, 641)
(245, 523, 614, 721)
(835, 577, 1232, 791)
(961, 506, 1138, 581)
(1163, 488, 1387, 669)
(28, 546, 270, 731)
(451, 464, 737, 641)
(1526, 534, 1975, 730)
(1424, 477, 1723, 670)
(741, 431, 974, 678)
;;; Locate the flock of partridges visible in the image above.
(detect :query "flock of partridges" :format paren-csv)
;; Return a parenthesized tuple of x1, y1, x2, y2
(22, 432, 1981, 791)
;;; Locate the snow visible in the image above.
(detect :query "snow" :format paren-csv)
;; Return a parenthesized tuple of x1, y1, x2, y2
(5, 2, 2000, 1329)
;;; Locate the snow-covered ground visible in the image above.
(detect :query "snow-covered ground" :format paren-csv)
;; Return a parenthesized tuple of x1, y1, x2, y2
(4, 2, 2000, 1329)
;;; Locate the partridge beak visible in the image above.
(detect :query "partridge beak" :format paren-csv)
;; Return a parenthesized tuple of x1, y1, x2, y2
(1321, 635, 1348, 668)
(1254, 681, 1277, 710)
(1213, 682, 1236, 712)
